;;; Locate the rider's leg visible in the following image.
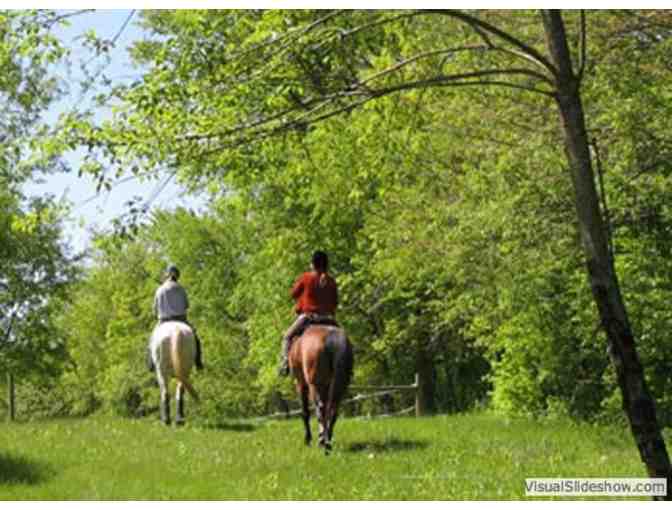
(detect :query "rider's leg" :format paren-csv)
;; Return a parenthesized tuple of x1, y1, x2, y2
(146, 330, 156, 372)
(279, 335, 291, 376)
(183, 319, 203, 370)
(194, 333, 203, 370)
(279, 314, 308, 376)
(146, 347, 155, 372)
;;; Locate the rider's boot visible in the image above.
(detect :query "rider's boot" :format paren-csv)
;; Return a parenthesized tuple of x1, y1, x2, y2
(146, 347, 155, 372)
(278, 336, 291, 377)
(194, 335, 204, 371)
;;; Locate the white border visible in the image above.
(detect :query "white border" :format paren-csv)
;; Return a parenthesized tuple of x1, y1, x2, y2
(3, 2, 668, 10)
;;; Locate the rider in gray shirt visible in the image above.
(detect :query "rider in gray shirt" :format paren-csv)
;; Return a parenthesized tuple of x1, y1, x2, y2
(146, 265, 204, 371)
(154, 278, 189, 320)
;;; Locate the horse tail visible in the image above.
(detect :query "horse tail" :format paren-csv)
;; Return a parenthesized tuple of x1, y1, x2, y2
(327, 329, 354, 406)
(171, 328, 200, 403)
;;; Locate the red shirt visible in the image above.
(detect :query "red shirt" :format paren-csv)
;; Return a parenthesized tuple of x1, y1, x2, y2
(291, 271, 338, 315)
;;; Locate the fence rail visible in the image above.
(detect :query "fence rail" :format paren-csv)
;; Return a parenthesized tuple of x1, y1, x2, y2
(256, 374, 422, 421)
(350, 373, 422, 417)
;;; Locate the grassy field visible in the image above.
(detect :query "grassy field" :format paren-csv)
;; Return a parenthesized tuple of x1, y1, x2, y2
(0, 412, 658, 500)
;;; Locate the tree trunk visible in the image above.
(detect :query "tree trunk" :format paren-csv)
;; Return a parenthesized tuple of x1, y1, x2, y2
(415, 345, 436, 416)
(542, 10, 672, 499)
(7, 372, 15, 422)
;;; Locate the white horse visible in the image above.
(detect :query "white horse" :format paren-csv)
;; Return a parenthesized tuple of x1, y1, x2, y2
(150, 321, 200, 425)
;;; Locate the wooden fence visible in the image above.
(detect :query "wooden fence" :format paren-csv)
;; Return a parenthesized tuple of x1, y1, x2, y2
(257, 374, 421, 421)
(3, 373, 422, 422)
(349, 373, 422, 417)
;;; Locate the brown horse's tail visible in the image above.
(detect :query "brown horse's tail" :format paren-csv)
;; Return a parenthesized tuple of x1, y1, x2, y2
(327, 329, 354, 406)
(171, 328, 200, 402)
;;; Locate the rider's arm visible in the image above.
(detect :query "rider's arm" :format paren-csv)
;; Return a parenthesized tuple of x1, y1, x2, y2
(291, 274, 305, 300)
(183, 286, 189, 310)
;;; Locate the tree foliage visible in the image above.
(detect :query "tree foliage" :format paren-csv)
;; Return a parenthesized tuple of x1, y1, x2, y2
(0, 10, 81, 419)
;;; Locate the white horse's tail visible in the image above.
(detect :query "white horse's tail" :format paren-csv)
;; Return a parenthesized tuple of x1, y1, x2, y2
(171, 329, 200, 402)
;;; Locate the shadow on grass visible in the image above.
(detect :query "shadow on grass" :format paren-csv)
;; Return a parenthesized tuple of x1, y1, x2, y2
(345, 438, 429, 454)
(202, 421, 258, 433)
(0, 452, 52, 485)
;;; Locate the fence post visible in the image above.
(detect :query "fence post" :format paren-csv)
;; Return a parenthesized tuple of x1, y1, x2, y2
(7, 372, 15, 422)
(414, 372, 423, 417)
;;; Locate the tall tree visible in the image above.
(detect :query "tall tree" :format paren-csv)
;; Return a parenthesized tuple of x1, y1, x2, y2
(541, 10, 670, 489)
(0, 10, 80, 419)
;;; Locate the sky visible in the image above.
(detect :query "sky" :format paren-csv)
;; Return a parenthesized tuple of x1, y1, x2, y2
(24, 10, 205, 255)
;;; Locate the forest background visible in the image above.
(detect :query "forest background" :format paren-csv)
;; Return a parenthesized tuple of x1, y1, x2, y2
(2, 10, 672, 442)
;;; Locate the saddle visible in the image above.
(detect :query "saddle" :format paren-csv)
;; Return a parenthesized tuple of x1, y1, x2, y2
(159, 315, 188, 325)
(294, 314, 340, 340)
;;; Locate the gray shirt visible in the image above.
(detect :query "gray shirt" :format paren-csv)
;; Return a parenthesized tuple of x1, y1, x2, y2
(153, 280, 189, 320)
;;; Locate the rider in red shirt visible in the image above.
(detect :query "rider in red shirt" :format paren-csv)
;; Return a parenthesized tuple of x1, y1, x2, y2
(279, 251, 338, 376)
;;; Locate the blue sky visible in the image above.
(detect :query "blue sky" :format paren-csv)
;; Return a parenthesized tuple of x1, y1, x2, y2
(24, 10, 205, 254)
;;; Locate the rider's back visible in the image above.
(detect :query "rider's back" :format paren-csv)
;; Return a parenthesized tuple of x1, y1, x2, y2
(154, 280, 189, 319)
(292, 271, 338, 315)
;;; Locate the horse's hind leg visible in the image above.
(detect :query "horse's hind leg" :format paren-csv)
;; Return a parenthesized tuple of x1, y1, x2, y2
(299, 383, 311, 446)
(158, 372, 171, 425)
(175, 382, 187, 426)
(327, 403, 339, 443)
(313, 386, 329, 451)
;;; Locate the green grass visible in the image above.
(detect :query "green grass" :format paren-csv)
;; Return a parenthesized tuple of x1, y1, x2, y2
(0, 412, 657, 500)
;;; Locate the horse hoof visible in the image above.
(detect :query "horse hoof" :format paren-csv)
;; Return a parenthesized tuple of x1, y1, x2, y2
(175, 419, 185, 427)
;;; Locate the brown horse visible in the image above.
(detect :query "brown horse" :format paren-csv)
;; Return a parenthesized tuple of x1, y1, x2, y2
(289, 324, 354, 453)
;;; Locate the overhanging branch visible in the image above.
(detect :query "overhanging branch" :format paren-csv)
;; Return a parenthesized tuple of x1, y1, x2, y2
(425, 10, 559, 78)
(369, 75, 556, 98)
(184, 68, 556, 159)
(359, 54, 555, 88)
(578, 10, 587, 83)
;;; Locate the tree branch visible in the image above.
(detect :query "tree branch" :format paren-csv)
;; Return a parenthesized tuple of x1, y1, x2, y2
(311, 11, 426, 52)
(225, 10, 345, 67)
(190, 68, 556, 159)
(591, 138, 614, 261)
(466, 17, 555, 76)
(366, 69, 555, 97)
(1, 309, 17, 347)
(359, 50, 554, 88)
(577, 10, 587, 83)
(34, 9, 95, 30)
(110, 10, 135, 47)
(358, 47, 487, 87)
(425, 10, 559, 78)
(136, 64, 557, 166)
